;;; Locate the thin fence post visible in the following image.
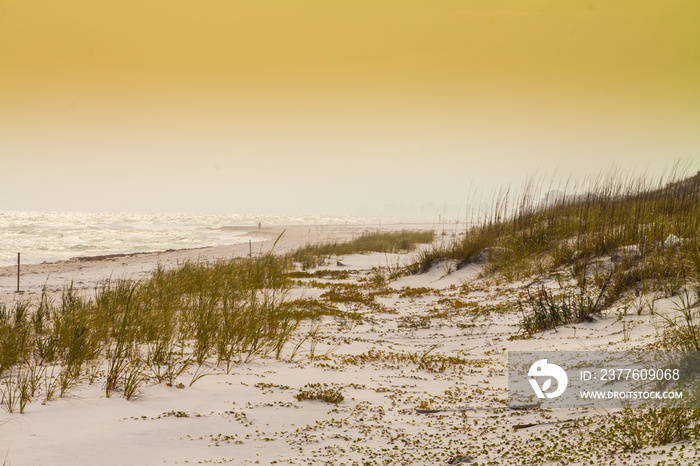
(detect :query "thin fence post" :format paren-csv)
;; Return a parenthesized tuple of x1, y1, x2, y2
(16, 252, 20, 293)
(249, 239, 252, 257)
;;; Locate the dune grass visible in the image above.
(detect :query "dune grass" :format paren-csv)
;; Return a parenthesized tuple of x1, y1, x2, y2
(0, 229, 436, 412)
(0, 253, 308, 410)
(411, 167, 700, 306)
(598, 407, 700, 452)
(518, 282, 607, 334)
(409, 165, 699, 452)
(289, 229, 434, 269)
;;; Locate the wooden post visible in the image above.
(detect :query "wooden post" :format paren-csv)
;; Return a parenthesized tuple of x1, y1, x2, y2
(249, 239, 252, 257)
(16, 252, 20, 293)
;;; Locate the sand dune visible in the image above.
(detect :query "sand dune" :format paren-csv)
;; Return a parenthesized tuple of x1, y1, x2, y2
(1, 225, 698, 465)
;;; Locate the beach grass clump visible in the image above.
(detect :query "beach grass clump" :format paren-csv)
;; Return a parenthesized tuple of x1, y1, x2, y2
(598, 408, 700, 452)
(0, 252, 307, 409)
(409, 168, 699, 298)
(518, 283, 607, 334)
(0, 301, 32, 375)
(319, 286, 369, 305)
(656, 287, 700, 352)
(295, 383, 344, 404)
(397, 315, 432, 329)
(289, 229, 434, 269)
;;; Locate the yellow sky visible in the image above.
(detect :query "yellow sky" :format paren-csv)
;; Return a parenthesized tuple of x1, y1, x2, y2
(1, 1, 698, 213)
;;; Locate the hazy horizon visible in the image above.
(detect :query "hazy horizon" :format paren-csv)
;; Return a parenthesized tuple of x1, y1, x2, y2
(1, 1, 698, 215)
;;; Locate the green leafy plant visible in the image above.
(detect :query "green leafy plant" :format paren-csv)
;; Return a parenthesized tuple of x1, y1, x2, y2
(295, 383, 344, 404)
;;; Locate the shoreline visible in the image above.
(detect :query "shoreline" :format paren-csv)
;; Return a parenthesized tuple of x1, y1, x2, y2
(1, 220, 697, 463)
(0, 222, 437, 301)
(2, 229, 692, 465)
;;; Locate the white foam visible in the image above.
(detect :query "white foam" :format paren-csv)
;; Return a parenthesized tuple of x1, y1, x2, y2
(0, 211, 402, 266)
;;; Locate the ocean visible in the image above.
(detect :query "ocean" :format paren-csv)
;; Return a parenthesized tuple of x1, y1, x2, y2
(0, 211, 392, 267)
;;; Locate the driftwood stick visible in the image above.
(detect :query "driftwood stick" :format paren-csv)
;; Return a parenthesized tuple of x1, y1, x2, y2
(513, 418, 577, 431)
(416, 403, 541, 414)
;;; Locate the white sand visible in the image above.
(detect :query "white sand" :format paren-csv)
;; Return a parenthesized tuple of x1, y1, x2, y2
(1, 226, 698, 465)
(0, 223, 436, 301)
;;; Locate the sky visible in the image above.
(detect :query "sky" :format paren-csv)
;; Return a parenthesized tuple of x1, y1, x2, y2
(1, 0, 699, 216)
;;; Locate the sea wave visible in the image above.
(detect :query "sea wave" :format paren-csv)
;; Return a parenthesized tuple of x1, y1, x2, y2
(0, 211, 393, 267)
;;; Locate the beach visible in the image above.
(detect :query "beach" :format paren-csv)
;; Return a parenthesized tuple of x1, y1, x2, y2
(1, 222, 698, 465)
(3, 0, 698, 463)
(0, 223, 436, 301)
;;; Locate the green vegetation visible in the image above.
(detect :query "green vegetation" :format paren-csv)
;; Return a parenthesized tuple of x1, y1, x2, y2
(398, 286, 435, 299)
(287, 269, 351, 280)
(518, 276, 609, 334)
(409, 169, 700, 332)
(410, 170, 699, 296)
(3, 170, 700, 462)
(0, 253, 302, 410)
(657, 287, 700, 352)
(598, 408, 700, 452)
(338, 347, 488, 372)
(290, 229, 434, 269)
(398, 169, 700, 455)
(0, 229, 436, 412)
(295, 383, 344, 404)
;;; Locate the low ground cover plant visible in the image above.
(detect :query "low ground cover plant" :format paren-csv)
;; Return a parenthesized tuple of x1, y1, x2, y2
(295, 383, 344, 404)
